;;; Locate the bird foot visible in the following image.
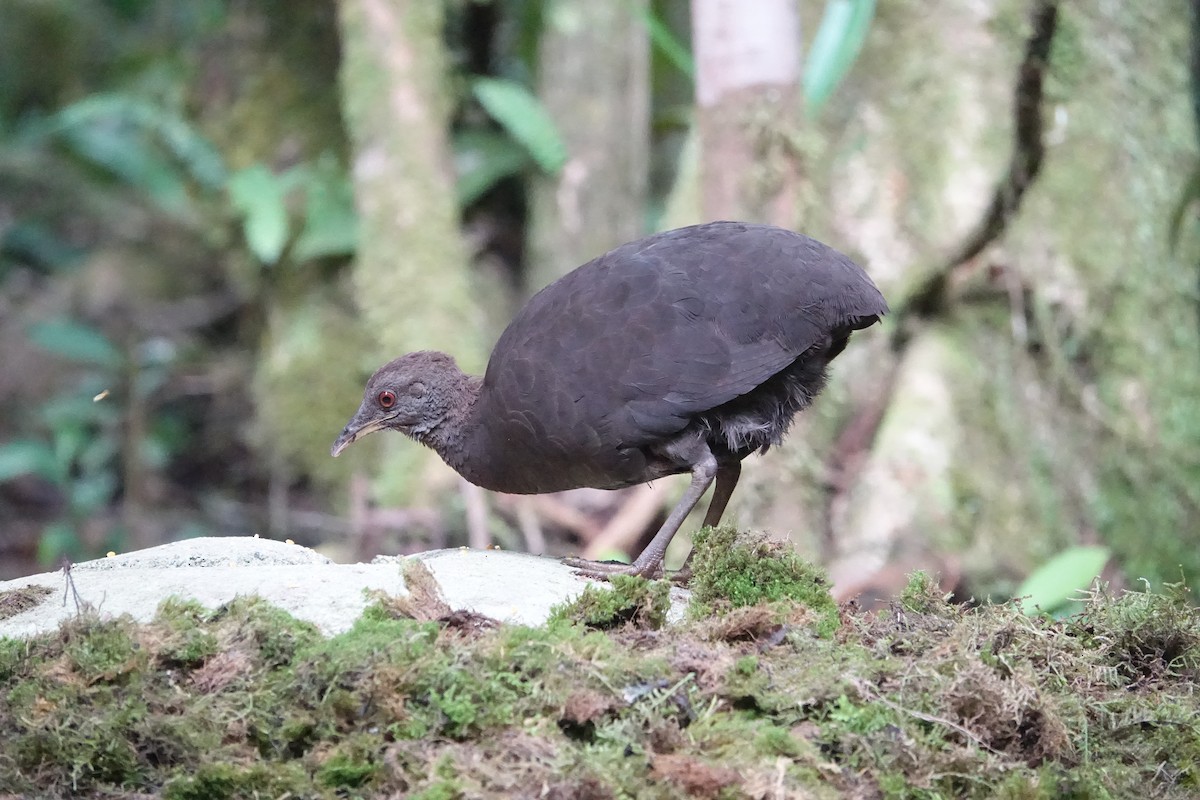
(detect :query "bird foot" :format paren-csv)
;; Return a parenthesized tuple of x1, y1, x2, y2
(562, 556, 665, 581)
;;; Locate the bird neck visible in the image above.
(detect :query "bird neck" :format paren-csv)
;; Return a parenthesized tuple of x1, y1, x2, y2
(412, 373, 485, 472)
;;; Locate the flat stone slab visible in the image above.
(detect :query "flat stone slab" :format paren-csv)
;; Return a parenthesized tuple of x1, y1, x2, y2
(0, 537, 688, 639)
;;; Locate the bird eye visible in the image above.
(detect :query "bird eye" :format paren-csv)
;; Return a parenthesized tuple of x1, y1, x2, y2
(377, 390, 397, 409)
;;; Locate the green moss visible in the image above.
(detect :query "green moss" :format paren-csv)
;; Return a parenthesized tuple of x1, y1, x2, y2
(213, 595, 322, 667)
(548, 574, 671, 629)
(61, 615, 146, 683)
(688, 525, 839, 636)
(11, 699, 147, 789)
(317, 743, 378, 789)
(409, 780, 464, 800)
(1067, 582, 1200, 683)
(0, 636, 29, 682)
(0, 582, 1197, 797)
(153, 598, 219, 667)
(755, 723, 804, 758)
(162, 761, 310, 800)
(899, 570, 954, 615)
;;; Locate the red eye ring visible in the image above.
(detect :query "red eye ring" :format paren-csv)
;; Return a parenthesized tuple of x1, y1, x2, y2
(377, 390, 397, 409)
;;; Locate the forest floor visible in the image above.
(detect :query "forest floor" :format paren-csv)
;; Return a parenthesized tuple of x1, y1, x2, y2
(0, 526, 1196, 799)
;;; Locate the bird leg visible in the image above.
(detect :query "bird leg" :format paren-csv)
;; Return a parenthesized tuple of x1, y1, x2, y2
(565, 448, 718, 580)
(671, 461, 741, 584)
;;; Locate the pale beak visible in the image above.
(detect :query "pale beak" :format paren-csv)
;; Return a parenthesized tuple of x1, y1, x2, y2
(330, 415, 389, 457)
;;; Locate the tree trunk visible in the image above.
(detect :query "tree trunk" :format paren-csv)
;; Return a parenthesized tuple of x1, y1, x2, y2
(690, 0, 802, 224)
(527, 0, 651, 291)
(337, 0, 481, 367)
(786, 0, 1198, 598)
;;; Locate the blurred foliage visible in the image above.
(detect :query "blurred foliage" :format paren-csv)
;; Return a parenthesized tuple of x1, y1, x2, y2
(35, 93, 227, 204)
(0, 0, 578, 570)
(804, 0, 876, 115)
(227, 155, 357, 265)
(470, 77, 566, 174)
(632, 0, 694, 78)
(0, 316, 179, 563)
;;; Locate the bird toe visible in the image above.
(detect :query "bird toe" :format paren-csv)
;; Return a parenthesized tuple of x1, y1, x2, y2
(562, 556, 664, 581)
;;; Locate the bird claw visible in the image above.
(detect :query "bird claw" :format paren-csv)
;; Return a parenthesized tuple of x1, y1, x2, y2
(668, 567, 693, 586)
(562, 557, 665, 581)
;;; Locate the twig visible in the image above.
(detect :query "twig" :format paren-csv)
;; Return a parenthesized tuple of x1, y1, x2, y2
(60, 559, 84, 613)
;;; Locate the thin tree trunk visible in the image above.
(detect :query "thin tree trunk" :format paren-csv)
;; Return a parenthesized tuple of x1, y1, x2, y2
(337, 0, 482, 367)
(691, 0, 802, 224)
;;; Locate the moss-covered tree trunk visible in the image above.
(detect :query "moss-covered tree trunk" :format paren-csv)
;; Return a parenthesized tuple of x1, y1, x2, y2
(526, 0, 651, 290)
(746, 0, 1200, 600)
(337, 0, 484, 501)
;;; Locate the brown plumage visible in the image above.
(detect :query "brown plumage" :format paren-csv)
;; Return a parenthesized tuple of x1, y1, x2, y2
(332, 221, 887, 579)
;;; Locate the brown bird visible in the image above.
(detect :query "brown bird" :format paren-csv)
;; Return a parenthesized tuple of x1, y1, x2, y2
(332, 221, 887, 579)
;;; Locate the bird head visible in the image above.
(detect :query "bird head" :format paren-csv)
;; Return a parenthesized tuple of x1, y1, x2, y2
(330, 351, 461, 457)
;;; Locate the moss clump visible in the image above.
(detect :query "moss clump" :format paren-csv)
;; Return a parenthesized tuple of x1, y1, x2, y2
(316, 736, 380, 788)
(1067, 581, 1199, 685)
(549, 574, 671, 630)
(898, 570, 955, 615)
(688, 525, 839, 636)
(152, 598, 219, 667)
(61, 614, 147, 684)
(211, 595, 321, 667)
(163, 761, 310, 800)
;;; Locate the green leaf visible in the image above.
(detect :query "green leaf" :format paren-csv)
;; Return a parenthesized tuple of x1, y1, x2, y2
(45, 93, 227, 209)
(2, 221, 86, 273)
(804, 0, 876, 115)
(27, 319, 123, 368)
(1016, 546, 1111, 614)
(471, 77, 567, 174)
(229, 164, 290, 264)
(0, 440, 58, 483)
(293, 156, 358, 261)
(153, 110, 228, 190)
(53, 424, 89, 474)
(70, 472, 118, 513)
(79, 432, 120, 474)
(631, 1, 694, 78)
(453, 130, 530, 207)
(61, 121, 189, 212)
(38, 521, 81, 566)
